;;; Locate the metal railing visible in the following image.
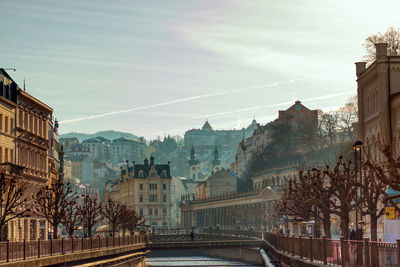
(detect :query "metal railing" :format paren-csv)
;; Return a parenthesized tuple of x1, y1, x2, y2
(200, 229, 400, 266)
(266, 233, 400, 267)
(0, 234, 145, 263)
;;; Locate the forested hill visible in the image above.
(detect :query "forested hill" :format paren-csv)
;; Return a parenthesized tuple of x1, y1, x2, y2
(60, 130, 141, 143)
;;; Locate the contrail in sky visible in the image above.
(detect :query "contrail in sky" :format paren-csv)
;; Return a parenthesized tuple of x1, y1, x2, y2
(178, 91, 354, 121)
(60, 79, 300, 124)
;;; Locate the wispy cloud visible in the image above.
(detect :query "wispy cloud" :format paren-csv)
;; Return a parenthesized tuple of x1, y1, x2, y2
(60, 79, 300, 124)
(178, 91, 354, 122)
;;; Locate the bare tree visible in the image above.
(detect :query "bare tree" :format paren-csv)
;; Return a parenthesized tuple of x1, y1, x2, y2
(62, 202, 81, 238)
(337, 96, 358, 142)
(364, 26, 400, 62)
(281, 171, 333, 238)
(324, 157, 357, 239)
(0, 163, 29, 241)
(300, 169, 333, 238)
(103, 199, 123, 237)
(120, 206, 144, 235)
(34, 180, 77, 239)
(319, 111, 339, 145)
(78, 194, 102, 237)
(355, 158, 392, 241)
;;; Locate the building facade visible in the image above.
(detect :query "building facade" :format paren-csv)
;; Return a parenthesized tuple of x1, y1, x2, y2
(0, 69, 54, 241)
(82, 136, 110, 162)
(202, 168, 237, 198)
(180, 187, 280, 231)
(107, 157, 174, 227)
(111, 137, 145, 163)
(355, 43, 400, 241)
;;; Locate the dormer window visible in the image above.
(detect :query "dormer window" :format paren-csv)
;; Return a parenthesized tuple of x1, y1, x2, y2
(139, 170, 144, 178)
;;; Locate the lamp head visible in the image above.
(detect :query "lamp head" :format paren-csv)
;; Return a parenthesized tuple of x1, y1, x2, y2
(353, 140, 363, 150)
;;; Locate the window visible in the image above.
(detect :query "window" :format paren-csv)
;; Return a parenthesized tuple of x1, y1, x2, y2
(5, 116, 8, 133)
(0, 114, 2, 131)
(19, 111, 22, 127)
(139, 183, 143, 190)
(29, 114, 32, 131)
(139, 208, 143, 216)
(10, 118, 13, 133)
(4, 148, 8, 162)
(162, 183, 167, 190)
(10, 149, 13, 163)
(24, 112, 28, 129)
(149, 208, 152, 216)
(154, 208, 158, 216)
(149, 183, 158, 190)
(163, 195, 167, 202)
(149, 195, 157, 202)
(162, 208, 167, 216)
(139, 195, 143, 202)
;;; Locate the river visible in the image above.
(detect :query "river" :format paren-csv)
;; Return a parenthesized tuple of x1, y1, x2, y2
(146, 248, 264, 266)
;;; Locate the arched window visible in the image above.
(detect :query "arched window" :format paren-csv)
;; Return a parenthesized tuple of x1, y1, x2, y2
(139, 170, 144, 178)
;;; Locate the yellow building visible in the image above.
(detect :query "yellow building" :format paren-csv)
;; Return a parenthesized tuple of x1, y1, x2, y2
(107, 156, 173, 227)
(0, 69, 53, 241)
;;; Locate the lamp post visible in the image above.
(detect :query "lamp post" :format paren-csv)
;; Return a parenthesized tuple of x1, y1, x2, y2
(82, 193, 88, 237)
(311, 167, 321, 238)
(353, 140, 363, 240)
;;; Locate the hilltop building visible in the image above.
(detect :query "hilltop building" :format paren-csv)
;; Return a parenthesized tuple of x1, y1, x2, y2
(234, 101, 317, 177)
(82, 136, 111, 162)
(106, 157, 174, 227)
(184, 120, 257, 147)
(110, 137, 145, 163)
(235, 123, 271, 177)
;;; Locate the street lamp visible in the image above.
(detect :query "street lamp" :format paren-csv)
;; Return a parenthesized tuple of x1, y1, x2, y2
(311, 167, 321, 238)
(82, 193, 88, 237)
(352, 140, 363, 240)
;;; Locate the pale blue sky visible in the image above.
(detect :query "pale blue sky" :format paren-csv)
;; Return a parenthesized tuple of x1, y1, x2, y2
(1, 0, 399, 138)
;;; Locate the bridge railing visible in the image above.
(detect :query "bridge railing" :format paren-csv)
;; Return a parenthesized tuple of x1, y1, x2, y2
(201, 229, 262, 239)
(0, 234, 145, 263)
(199, 229, 400, 266)
(265, 233, 400, 267)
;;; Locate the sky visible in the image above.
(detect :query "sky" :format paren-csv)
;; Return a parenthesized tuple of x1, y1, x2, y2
(1, 0, 400, 139)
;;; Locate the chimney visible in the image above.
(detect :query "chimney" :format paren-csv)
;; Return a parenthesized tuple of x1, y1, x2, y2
(355, 62, 367, 77)
(375, 43, 388, 60)
(132, 161, 135, 177)
(125, 160, 129, 173)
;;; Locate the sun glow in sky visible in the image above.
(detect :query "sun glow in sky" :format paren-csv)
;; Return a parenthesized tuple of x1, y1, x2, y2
(1, 0, 400, 138)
